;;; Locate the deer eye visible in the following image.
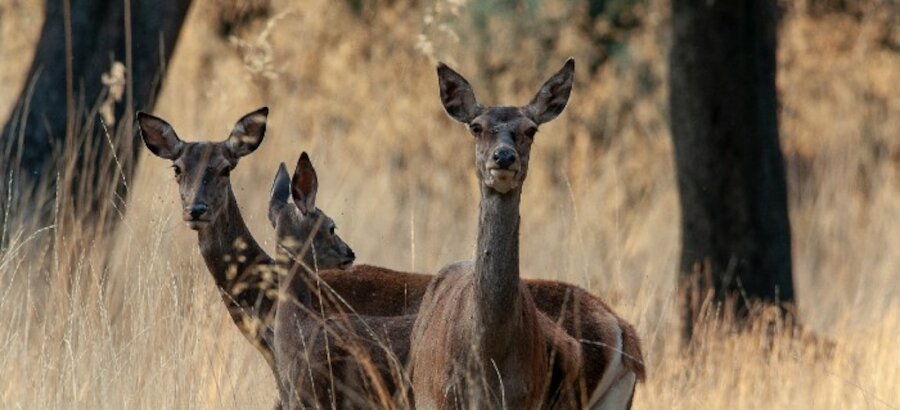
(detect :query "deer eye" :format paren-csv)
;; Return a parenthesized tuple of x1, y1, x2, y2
(329, 226, 335, 235)
(524, 127, 537, 139)
(469, 123, 483, 136)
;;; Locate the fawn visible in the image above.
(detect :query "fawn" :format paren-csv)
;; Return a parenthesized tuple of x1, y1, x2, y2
(268, 154, 416, 409)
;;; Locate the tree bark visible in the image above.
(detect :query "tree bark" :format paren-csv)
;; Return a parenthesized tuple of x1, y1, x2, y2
(1, 0, 192, 237)
(669, 0, 795, 344)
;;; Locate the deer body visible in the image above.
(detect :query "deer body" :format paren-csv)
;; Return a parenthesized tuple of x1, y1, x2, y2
(274, 263, 417, 409)
(411, 165, 579, 408)
(274, 262, 417, 409)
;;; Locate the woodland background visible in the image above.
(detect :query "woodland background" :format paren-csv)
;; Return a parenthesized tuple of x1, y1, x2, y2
(0, 0, 898, 408)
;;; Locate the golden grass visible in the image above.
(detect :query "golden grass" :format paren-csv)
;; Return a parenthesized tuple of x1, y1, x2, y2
(0, 0, 898, 408)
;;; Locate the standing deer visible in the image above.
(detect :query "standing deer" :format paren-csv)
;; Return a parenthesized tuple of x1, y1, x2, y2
(138, 108, 280, 369)
(268, 154, 416, 409)
(409, 59, 643, 409)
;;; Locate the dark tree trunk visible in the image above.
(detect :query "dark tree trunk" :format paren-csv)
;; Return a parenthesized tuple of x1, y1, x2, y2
(1, 0, 192, 238)
(669, 0, 795, 344)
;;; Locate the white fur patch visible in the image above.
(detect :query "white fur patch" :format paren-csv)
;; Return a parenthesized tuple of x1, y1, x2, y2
(594, 371, 636, 410)
(588, 320, 623, 407)
(232, 123, 245, 135)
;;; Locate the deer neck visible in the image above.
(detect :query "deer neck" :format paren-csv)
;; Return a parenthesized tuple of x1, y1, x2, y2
(276, 248, 314, 310)
(473, 186, 523, 340)
(197, 185, 272, 292)
(195, 184, 278, 372)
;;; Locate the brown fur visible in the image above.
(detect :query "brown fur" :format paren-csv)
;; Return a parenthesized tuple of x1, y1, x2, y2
(315, 265, 432, 316)
(530, 279, 646, 384)
(275, 287, 416, 409)
(410, 262, 562, 408)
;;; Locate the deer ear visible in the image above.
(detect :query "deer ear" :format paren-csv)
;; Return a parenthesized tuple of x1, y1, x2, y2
(268, 162, 291, 228)
(437, 63, 483, 124)
(291, 152, 318, 215)
(524, 58, 575, 125)
(137, 112, 183, 160)
(226, 106, 268, 158)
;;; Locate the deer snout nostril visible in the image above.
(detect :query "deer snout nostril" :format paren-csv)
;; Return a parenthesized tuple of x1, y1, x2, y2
(493, 149, 517, 169)
(188, 204, 209, 219)
(347, 249, 356, 261)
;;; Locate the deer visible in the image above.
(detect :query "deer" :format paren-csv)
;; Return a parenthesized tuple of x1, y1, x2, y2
(137, 107, 282, 371)
(408, 59, 644, 409)
(268, 153, 417, 409)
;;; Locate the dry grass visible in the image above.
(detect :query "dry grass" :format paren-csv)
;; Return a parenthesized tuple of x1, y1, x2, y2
(0, 0, 898, 408)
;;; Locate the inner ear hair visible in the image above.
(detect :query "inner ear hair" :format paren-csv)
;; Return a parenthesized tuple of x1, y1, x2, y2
(525, 58, 575, 125)
(437, 62, 483, 123)
(136, 112, 183, 159)
(226, 107, 268, 157)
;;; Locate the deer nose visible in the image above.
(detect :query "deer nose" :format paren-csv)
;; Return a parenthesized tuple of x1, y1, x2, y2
(346, 248, 355, 261)
(188, 204, 209, 219)
(492, 148, 517, 169)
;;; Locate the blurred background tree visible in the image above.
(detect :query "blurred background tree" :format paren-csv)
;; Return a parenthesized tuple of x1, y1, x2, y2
(669, 0, 795, 343)
(0, 0, 193, 240)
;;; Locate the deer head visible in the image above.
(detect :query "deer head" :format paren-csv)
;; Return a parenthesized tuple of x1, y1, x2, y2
(137, 107, 268, 230)
(268, 153, 355, 271)
(437, 58, 575, 194)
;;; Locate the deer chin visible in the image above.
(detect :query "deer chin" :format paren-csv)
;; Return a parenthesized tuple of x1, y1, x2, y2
(487, 169, 519, 193)
(185, 220, 211, 230)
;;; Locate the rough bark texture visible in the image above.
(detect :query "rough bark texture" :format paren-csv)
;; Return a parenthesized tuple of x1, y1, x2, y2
(669, 0, 796, 343)
(1, 0, 192, 233)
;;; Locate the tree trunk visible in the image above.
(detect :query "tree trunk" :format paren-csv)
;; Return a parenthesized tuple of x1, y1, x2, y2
(1, 0, 192, 238)
(669, 0, 795, 344)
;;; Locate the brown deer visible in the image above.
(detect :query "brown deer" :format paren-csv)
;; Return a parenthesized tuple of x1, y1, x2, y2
(137, 108, 281, 369)
(409, 59, 643, 409)
(269, 154, 416, 409)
